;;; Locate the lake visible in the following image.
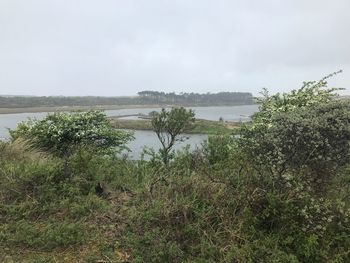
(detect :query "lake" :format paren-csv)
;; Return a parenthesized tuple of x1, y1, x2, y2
(0, 105, 258, 158)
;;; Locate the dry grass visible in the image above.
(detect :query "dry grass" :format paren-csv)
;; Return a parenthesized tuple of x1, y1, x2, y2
(0, 138, 51, 163)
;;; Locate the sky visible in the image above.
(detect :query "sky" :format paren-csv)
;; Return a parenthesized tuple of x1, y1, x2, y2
(0, 0, 349, 96)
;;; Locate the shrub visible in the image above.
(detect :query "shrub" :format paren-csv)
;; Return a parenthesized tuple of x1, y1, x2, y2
(202, 134, 236, 165)
(239, 72, 349, 177)
(9, 110, 133, 158)
(239, 101, 350, 188)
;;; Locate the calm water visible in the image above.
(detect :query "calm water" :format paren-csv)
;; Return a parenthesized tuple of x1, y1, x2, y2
(104, 104, 257, 122)
(0, 105, 258, 158)
(125, 130, 207, 159)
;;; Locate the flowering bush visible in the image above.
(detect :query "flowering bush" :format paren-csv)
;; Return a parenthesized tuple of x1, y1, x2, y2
(9, 110, 133, 157)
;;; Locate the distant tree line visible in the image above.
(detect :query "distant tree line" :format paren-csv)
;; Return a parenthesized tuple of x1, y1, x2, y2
(137, 91, 253, 105)
(0, 91, 253, 108)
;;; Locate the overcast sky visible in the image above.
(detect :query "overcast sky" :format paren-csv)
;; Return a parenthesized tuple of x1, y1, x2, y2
(0, 0, 349, 96)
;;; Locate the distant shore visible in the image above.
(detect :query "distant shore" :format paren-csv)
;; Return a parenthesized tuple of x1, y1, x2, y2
(0, 104, 168, 114)
(0, 104, 256, 114)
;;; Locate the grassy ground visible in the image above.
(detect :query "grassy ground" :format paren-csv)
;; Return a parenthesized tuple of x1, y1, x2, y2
(110, 118, 240, 134)
(0, 142, 137, 263)
(0, 191, 133, 263)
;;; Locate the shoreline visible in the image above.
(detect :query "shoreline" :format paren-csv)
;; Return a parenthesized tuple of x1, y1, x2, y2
(0, 103, 256, 114)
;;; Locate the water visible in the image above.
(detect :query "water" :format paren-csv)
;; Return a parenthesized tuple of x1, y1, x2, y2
(104, 104, 257, 122)
(124, 130, 207, 159)
(0, 112, 50, 140)
(0, 105, 258, 158)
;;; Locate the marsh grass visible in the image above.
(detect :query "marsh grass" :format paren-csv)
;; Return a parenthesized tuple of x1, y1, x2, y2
(110, 117, 237, 134)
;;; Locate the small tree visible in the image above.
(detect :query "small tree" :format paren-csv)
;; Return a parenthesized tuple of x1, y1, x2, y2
(10, 110, 133, 175)
(151, 107, 195, 164)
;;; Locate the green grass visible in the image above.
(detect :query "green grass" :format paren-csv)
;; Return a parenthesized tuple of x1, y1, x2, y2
(191, 119, 238, 134)
(0, 141, 136, 262)
(110, 118, 239, 134)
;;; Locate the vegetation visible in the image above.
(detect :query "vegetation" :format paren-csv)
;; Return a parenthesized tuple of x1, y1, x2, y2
(110, 117, 236, 134)
(0, 141, 135, 262)
(0, 91, 253, 110)
(239, 70, 346, 174)
(1, 74, 349, 262)
(10, 111, 133, 158)
(151, 107, 195, 164)
(9, 111, 133, 179)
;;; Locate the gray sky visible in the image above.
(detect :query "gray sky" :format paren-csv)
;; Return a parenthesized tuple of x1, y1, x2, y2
(0, 0, 349, 96)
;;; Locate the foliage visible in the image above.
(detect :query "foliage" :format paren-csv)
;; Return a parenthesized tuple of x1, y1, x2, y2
(119, 158, 350, 263)
(9, 110, 133, 158)
(117, 73, 350, 262)
(239, 71, 348, 174)
(253, 70, 343, 126)
(0, 140, 134, 262)
(240, 101, 350, 178)
(1, 73, 350, 262)
(202, 134, 236, 165)
(0, 143, 92, 249)
(151, 107, 195, 164)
